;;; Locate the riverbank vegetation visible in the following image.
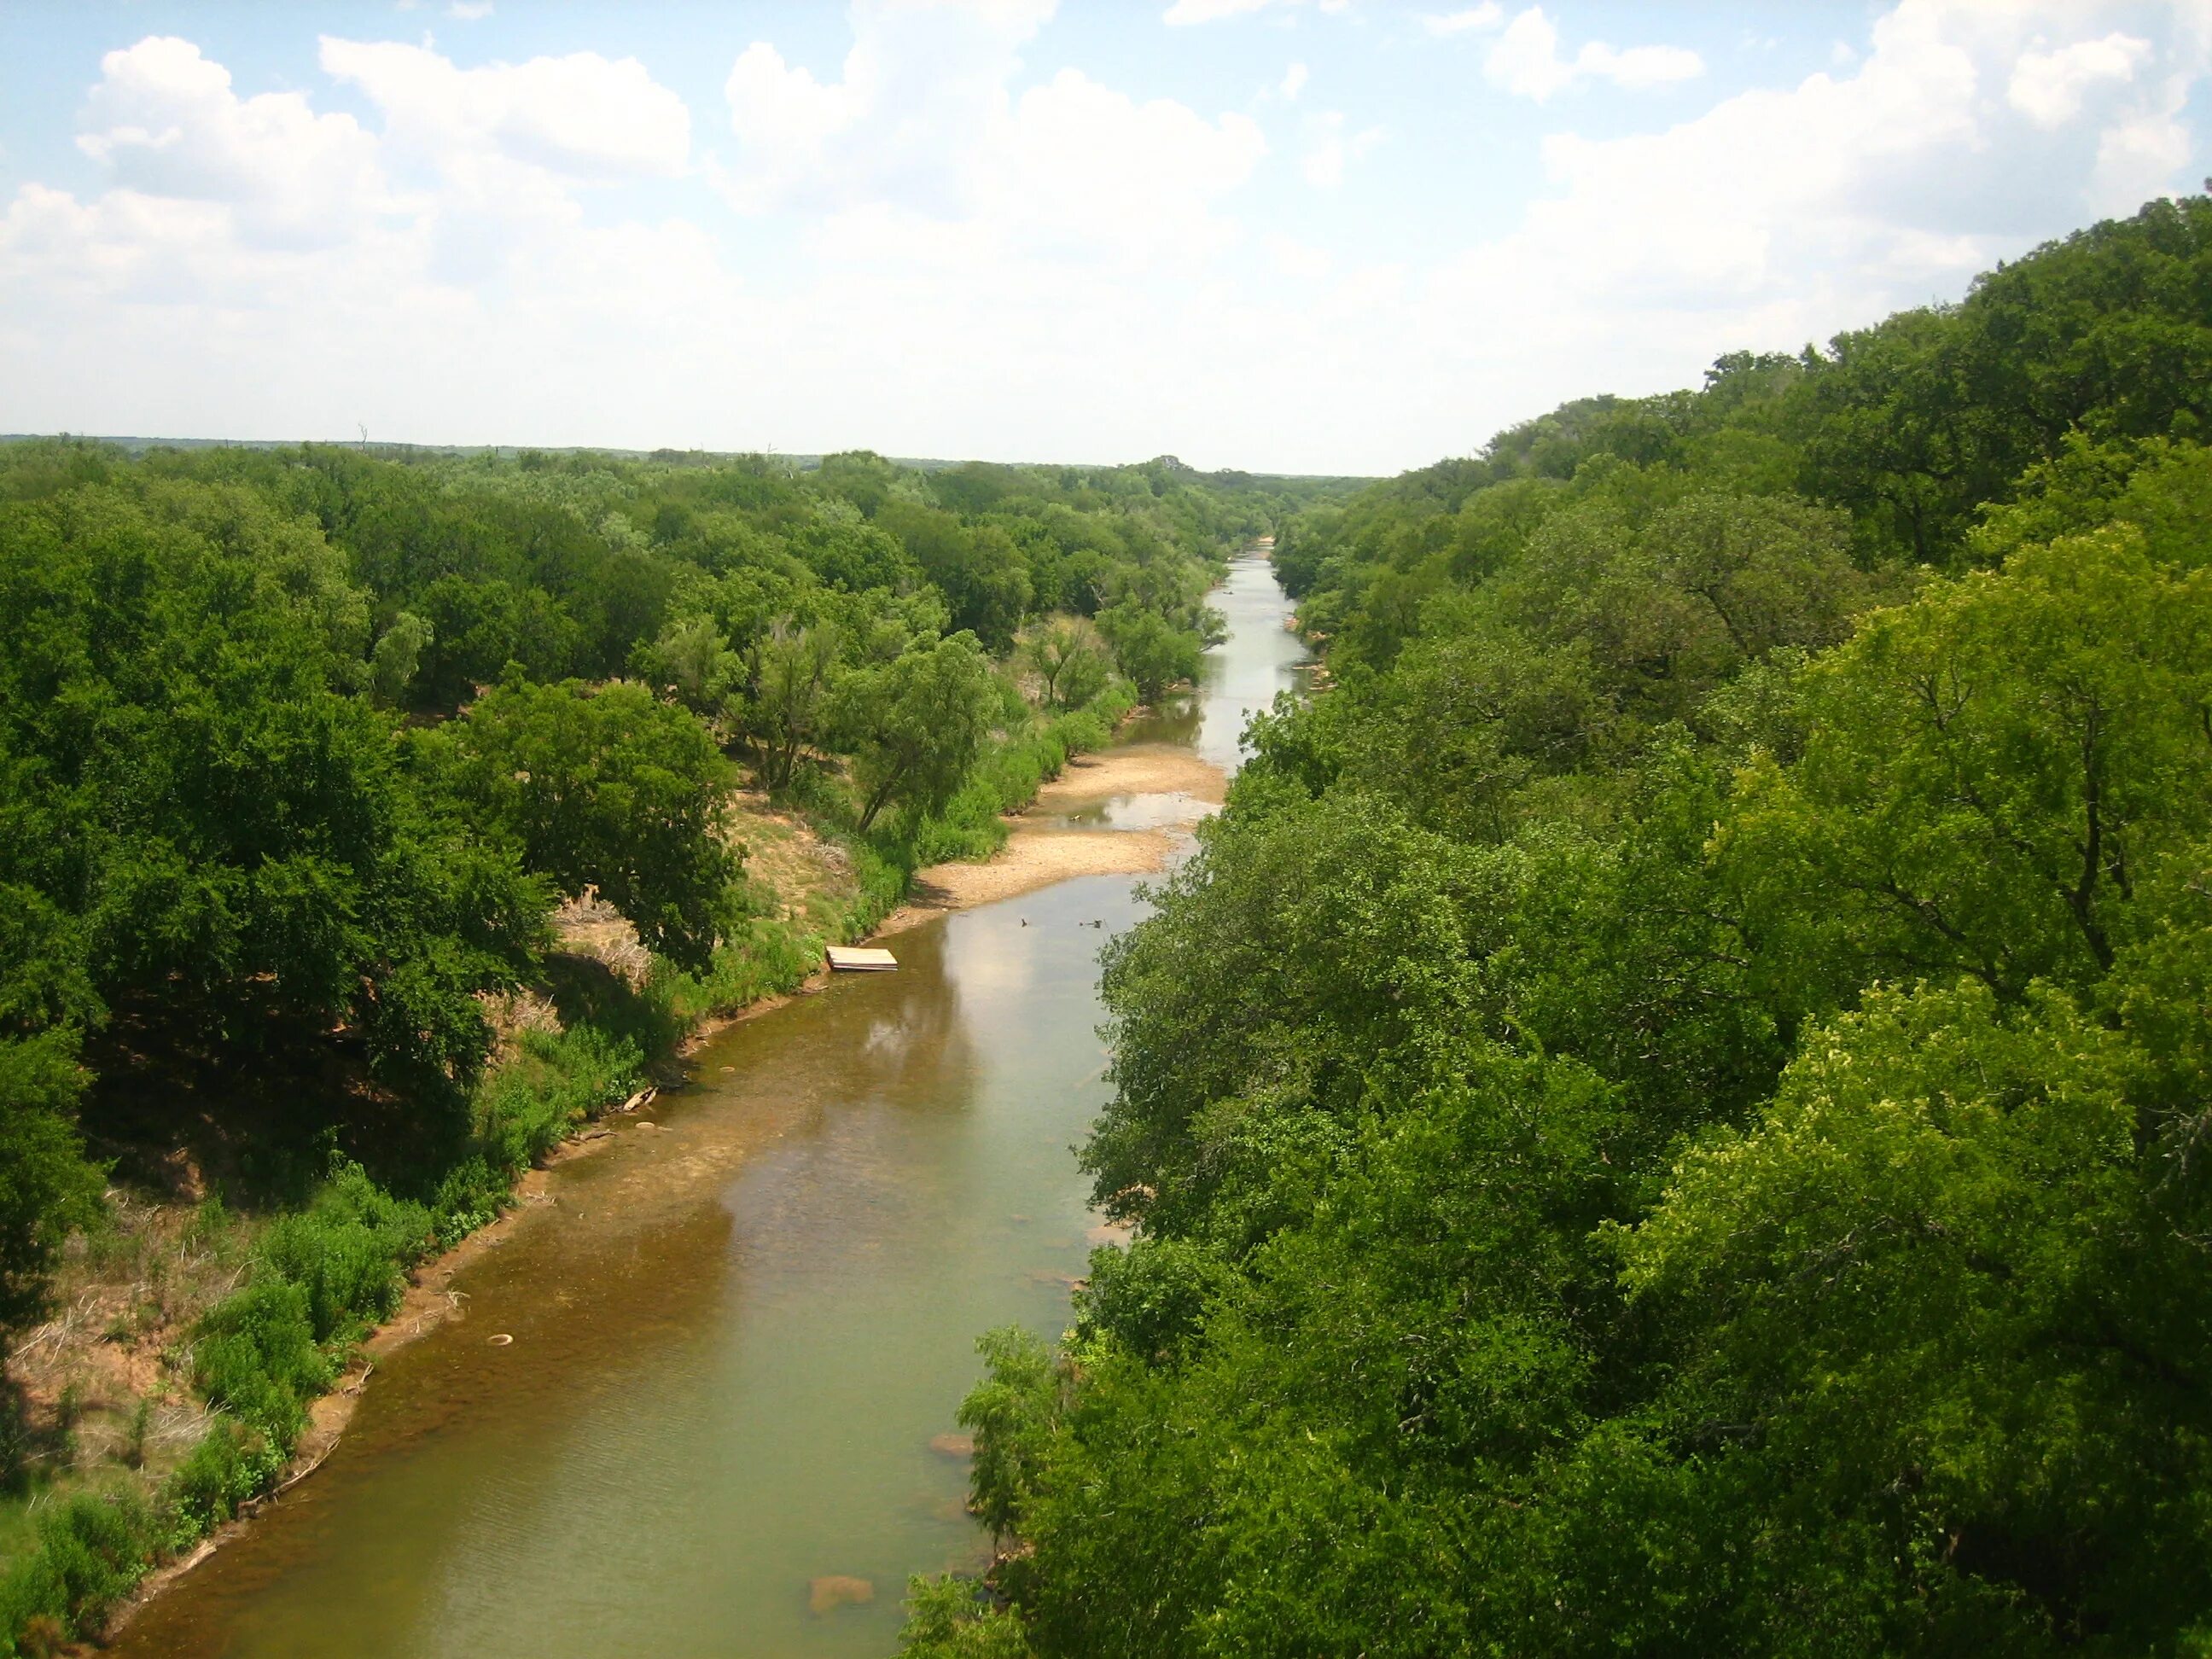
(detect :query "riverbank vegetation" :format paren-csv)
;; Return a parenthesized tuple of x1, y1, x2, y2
(0, 435, 1349, 1651)
(912, 195, 2212, 1656)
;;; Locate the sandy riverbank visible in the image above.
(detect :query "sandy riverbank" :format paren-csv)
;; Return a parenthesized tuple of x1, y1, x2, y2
(875, 740, 1224, 931)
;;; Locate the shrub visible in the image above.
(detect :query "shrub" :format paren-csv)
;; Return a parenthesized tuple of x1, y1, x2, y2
(161, 1417, 282, 1545)
(897, 1575, 1034, 1658)
(256, 1165, 432, 1343)
(191, 1280, 329, 1447)
(475, 1025, 643, 1177)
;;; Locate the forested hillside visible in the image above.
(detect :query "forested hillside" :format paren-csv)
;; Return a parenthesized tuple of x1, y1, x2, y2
(915, 196, 2212, 1656)
(0, 437, 1345, 1645)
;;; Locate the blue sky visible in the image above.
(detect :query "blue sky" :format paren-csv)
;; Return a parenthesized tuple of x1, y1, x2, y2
(1, 1, 2206, 474)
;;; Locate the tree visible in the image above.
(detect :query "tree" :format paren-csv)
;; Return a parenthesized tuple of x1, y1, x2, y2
(1719, 524, 2212, 1007)
(880, 502, 1033, 650)
(368, 611, 432, 707)
(1017, 617, 1111, 711)
(1622, 979, 2212, 1649)
(636, 614, 737, 715)
(833, 634, 998, 832)
(444, 678, 739, 970)
(737, 618, 839, 790)
(0, 482, 542, 1085)
(0, 1034, 104, 1342)
(1095, 604, 1199, 703)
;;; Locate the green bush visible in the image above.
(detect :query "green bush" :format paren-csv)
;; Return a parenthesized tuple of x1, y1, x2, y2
(898, 1575, 1034, 1659)
(475, 1025, 643, 1177)
(257, 1166, 433, 1343)
(659, 915, 823, 1025)
(161, 1417, 283, 1545)
(191, 1280, 329, 1446)
(32, 1493, 149, 1629)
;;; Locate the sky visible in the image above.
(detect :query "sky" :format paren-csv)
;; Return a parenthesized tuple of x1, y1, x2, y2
(1, 1, 2208, 475)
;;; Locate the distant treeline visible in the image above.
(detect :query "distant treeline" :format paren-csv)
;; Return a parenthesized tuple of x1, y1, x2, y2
(909, 196, 2212, 1656)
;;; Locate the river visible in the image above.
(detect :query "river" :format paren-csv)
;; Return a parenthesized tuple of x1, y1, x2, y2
(114, 553, 1306, 1659)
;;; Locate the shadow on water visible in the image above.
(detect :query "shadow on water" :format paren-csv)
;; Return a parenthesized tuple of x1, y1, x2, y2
(114, 556, 1306, 1659)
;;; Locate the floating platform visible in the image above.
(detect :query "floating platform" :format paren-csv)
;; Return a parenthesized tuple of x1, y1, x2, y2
(825, 946, 899, 972)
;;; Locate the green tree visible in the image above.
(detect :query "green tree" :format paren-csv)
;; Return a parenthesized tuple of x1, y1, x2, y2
(737, 618, 840, 790)
(834, 634, 998, 832)
(1720, 524, 2212, 1006)
(0, 1034, 104, 1341)
(1095, 604, 1199, 702)
(444, 678, 739, 969)
(368, 610, 432, 707)
(1017, 617, 1112, 710)
(635, 614, 737, 715)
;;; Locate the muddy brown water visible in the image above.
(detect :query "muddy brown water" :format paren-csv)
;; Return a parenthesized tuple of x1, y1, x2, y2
(115, 556, 1307, 1659)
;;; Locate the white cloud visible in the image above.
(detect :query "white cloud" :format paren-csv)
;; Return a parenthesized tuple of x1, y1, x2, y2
(1301, 110, 1382, 188)
(719, 0, 1261, 260)
(1403, 0, 2199, 447)
(448, 2, 494, 19)
(74, 36, 389, 248)
(1483, 6, 1703, 101)
(320, 38, 690, 179)
(1166, 0, 1272, 21)
(1280, 61, 1308, 99)
(1421, 5, 1502, 37)
(2008, 32, 2151, 126)
(1163, 0, 1348, 25)
(1266, 231, 1331, 279)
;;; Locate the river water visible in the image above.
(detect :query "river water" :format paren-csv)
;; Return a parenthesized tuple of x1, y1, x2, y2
(116, 555, 1305, 1659)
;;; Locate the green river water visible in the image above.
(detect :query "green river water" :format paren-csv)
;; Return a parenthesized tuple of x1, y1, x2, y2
(114, 555, 1306, 1659)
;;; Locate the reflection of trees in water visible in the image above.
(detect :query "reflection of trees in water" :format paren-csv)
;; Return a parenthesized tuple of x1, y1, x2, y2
(707, 921, 987, 1268)
(1118, 691, 1201, 748)
(704, 920, 975, 1119)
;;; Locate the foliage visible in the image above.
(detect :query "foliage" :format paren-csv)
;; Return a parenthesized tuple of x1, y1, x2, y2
(0, 411, 1337, 1659)
(911, 195, 2212, 1657)
(0, 1039, 103, 1341)
(835, 633, 1002, 833)
(441, 677, 739, 971)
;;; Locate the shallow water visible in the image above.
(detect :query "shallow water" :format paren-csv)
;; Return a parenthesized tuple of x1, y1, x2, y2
(116, 555, 1306, 1659)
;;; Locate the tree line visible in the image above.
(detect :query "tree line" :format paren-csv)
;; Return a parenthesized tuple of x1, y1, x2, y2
(910, 195, 2212, 1656)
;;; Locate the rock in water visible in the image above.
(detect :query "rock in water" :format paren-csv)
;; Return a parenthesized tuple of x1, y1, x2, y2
(928, 1432, 976, 1458)
(808, 1575, 875, 1615)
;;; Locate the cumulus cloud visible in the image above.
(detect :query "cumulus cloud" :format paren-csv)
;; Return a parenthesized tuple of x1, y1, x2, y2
(1482, 7, 1703, 100)
(2009, 32, 2151, 126)
(1401, 0, 2202, 449)
(320, 38, 690, 179)
(1163, 0, 1348, 25)
(1280, 61, 1309, 98)
(75, 37, 389, 248)
(719, 0, 1262, 259)
(1301, 110, 1382, 188)
(1421, 5, 1502, 37)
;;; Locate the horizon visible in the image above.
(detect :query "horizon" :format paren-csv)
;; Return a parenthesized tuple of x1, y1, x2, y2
(3, 1, 2207, 474)
(0, 431, 1381, 480)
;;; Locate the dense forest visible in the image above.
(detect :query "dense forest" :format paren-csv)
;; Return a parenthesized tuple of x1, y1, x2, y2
(0, 435, 1345, 1644)
(911, 196, 2212, 1656)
